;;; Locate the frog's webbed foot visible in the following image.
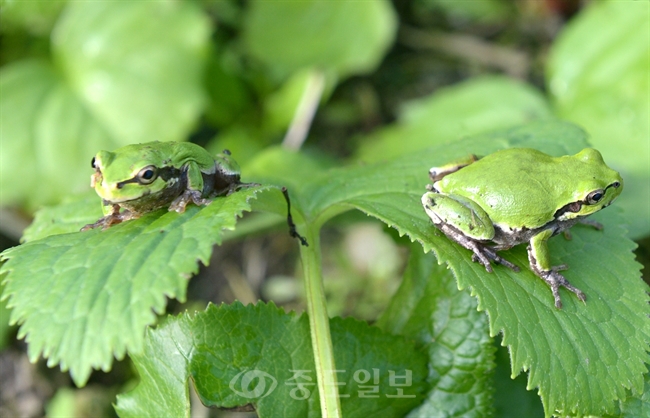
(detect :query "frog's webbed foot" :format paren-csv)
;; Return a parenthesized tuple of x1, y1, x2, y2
(536, 267, 586, 309)
(169, 190, 212, 213)
(434, 222, 519, 273)
(527, 249, 585, 309)
(81, 205, 137, 231)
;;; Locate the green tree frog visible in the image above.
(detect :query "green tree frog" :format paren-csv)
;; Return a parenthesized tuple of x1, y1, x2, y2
(421, 148, 622, 309)
(82, 141, 307, 245)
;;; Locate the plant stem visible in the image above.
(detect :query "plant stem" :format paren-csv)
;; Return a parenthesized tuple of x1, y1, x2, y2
(282, 70, 326, 151)
(300, 224, 342, 418)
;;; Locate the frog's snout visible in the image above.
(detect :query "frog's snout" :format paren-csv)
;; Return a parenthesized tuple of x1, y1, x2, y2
(90, 172, 102, 188)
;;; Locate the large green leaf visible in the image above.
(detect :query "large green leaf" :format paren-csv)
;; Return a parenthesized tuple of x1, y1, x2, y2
(242, 0, 397, 80)
(547, 0, 650, 238)
(355, 76, 552, 163)
(116, 302, 428, 418)
(291, 120, 649, 416)
(378, 248, 495, 417)
(53, 0, 209, 145)
(0, 0, 66, 35)
(0, 60, 115, 208)
(0, 1, 210, 208)
(604, 373, 650, 418)
(0, 187, 265, 386)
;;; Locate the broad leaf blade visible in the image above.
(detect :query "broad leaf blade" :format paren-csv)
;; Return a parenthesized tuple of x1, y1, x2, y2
(547, 1, 650, 238)
(21, 192, 102, 243)
(242, 0, 397, 80)
(0, 1, 210, 209)
(356, 76, 552, 163)
(449, 209, 649, 416)
(378, 248, 495, 417)
(0, 187, 264, 386)
(612, 374, 650, 418)
(300, 120, 650, 416)
(113, 315, 193, 418)
(53, 0, 210, 145)
(116, 302, 428, 418)
(0, 60, 116, 208)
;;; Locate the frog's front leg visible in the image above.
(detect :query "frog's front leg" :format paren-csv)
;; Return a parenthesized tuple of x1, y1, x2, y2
(169, 190, 211, 213)
(562, 218, 604, 240)
(528, 229, 586, 309)
(168, 161, 212, 213)
(81, 204, 137, 230)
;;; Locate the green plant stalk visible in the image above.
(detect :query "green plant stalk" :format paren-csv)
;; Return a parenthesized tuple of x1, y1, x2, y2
(300, 224, 342, 418)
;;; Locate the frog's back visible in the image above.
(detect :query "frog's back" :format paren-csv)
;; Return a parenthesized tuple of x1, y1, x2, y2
(435, 148, 581, 229)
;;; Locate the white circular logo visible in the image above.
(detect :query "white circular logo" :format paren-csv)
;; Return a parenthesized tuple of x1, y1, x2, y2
(229, 370, 278, 399)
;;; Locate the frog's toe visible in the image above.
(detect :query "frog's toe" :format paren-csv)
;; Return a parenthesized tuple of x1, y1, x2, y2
(471, 253, 493, 272)
(539, 270, 586, 309)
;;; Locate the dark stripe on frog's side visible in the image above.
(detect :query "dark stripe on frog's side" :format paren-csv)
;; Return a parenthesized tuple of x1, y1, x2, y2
(115, 165, 183, 189)
(115, 166, 186, 213)
(491, 217, 582, 249)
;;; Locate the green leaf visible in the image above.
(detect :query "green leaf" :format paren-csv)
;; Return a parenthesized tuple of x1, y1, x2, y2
(547, 0, 650, 238)
(449, 208, 649, 416)
(0, 60, 116, 208)
(378, 248, 495, 417)
(0, 187, 265, 386)
(606, 373, 650, 418)
(53, 0, 209, 145)
(492, 342, 544, 418)
(0, 0, 66, 35)
(0, 1, 210, 209)
(20, 192, 102, 243)
(116, 302, 429, 418)
(416, 0, 513, 24)
(242, 0, 397, 80)
(292, 120, 649, 416)
(114, 314, 193, 418)
(355, 76, 552, 163)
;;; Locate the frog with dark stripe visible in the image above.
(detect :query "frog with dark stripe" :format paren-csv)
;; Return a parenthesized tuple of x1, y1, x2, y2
(82, 141, 307, 246)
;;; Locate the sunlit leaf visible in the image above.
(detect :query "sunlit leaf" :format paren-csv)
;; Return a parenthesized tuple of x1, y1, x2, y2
(116, 302, 428, 418)
(0, 187, 265, 385)
(547, 0, 650, 238)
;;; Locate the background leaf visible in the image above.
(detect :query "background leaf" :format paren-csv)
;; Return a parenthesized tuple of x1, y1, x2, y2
(0, 0, 210, 208)
(52, 0, 209, 145)
(0, 187, 265, 386)
(242, 0, 397, 80)
(20, 192, 101, 243)
(0, 60, 115, 208)
(116, 302, 429, 418)
(378, 248, 495, 417)
(355, 76, 552, 163)
(547, 0, 650, 238)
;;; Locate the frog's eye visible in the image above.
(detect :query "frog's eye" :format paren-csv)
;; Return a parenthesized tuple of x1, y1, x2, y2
(137, 165, 158, 184)
(91, 157, 97, 169)
(586, 189, 605, 205)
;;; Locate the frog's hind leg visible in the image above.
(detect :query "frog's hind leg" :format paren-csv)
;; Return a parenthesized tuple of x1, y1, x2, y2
(434, 221, 519, 273)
